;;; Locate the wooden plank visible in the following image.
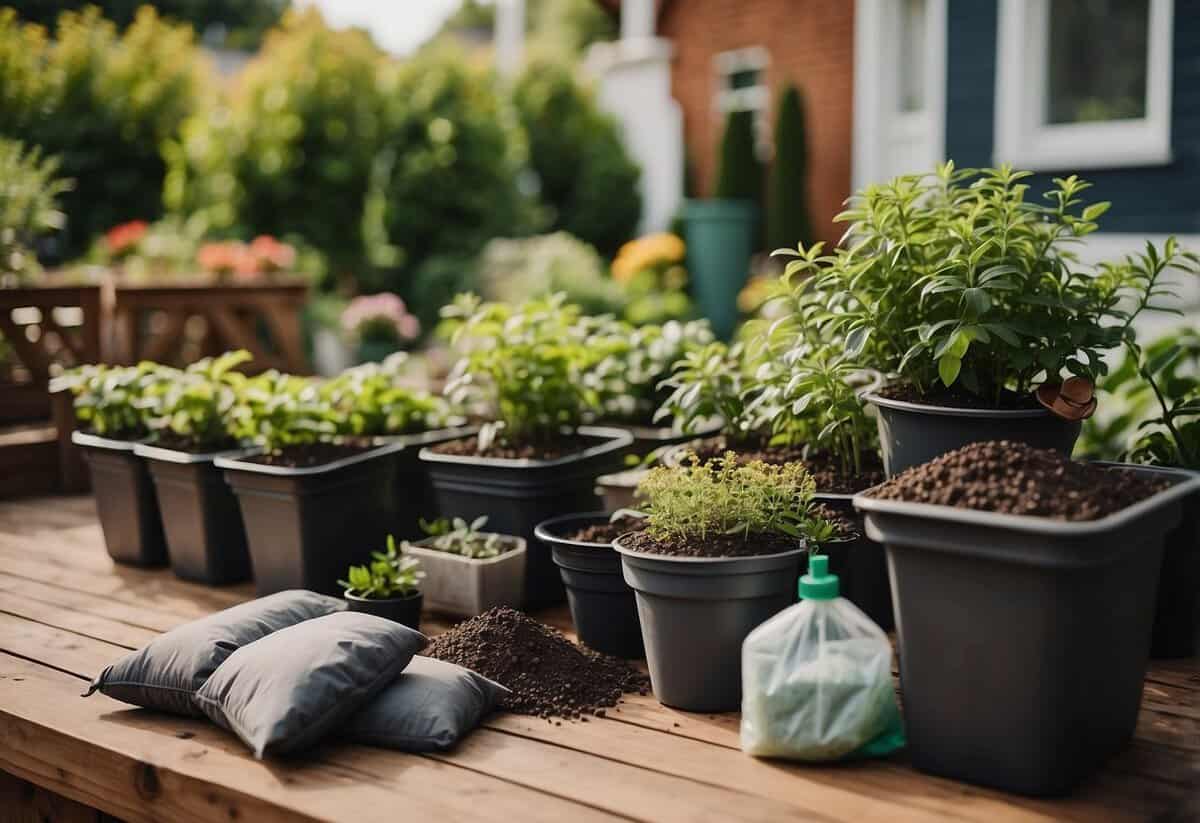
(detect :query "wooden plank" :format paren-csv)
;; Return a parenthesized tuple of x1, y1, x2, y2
(0, 590, 158, 649)
(0, 654, 611, 823)
(0, 574, 189, 634)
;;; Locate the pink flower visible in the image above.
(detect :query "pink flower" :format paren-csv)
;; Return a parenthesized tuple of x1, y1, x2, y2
(341, 293, 421, 342)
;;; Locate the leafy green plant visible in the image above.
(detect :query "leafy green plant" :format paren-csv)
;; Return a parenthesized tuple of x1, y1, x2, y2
(228, 370, 340, 452)
(0, 138, 70, 283)
(339, 535, 424, 599)
(411, 515, 514, 559)
(322, 354, 454, 437)
(637, 451, 835, 546)
(142, 350, 251, 451)
(478, 232, 626, 318)
(440, 292, 610, 446)
(774, 164, 1199, 403)
(52, 362, 166, 439)
(654, 341, 754, 439)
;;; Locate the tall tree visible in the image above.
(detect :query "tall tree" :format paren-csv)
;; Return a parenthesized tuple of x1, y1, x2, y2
(767, 83, 814, 251)
(714, 109, 763, 205)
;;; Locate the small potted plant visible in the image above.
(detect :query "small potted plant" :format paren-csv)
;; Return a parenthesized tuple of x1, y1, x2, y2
(419, 293, 633, 606)
(341, 293, 422, 365)
(340, 535, 425, 630)
(613, 453, 836, 711)
(534, 510, 648, 658)
(214, 370, 406, 596)
(853, 440, 1200, 796)
(402, 516, 526, 617)
(775, 164, 1198, 475)
(133, 350, 254, 584)
(54, 362, 168, 566)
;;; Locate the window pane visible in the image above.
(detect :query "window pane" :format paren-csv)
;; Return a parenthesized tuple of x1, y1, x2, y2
(898, 0, 927, 113)
(1046, 0, 1149, 124)
(728, 68, 760, 91)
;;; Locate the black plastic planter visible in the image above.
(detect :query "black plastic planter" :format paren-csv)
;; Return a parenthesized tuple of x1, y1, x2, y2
(135, 444, 253, 585)
(614, 537, 805, 712)
(418, 427, 633, 608)
(535, 513, 644, 658)
(344, 591, 422, 631)
(216, 441, 404, 597)
(72, 432, 167, 567)
(376, 426, 477, 541)
(864, 391, 1081, 477)
(1095, 462, 1200, 659)
(854, 472, 1200, 797)
(609, 420, 722, 461)
(811, 493, 893, 631)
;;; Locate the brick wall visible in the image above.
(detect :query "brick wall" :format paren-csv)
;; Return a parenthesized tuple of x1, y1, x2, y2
(660, 0, 855, 248)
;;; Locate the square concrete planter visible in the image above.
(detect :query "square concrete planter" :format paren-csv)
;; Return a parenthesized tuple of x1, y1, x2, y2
(854, 471, 1200, 796)
(72, 431, 166, 567)
(405, 535, 526, 617)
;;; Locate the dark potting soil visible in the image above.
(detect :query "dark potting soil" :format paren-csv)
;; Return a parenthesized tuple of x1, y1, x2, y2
(876, 382, 1042, 411)
(619, 528, 801, 558)
(685, 436, 885, 493)
(810, 503, 859, 541)
(565, 515, 648, 544)
(151, 432, 240, 454)
(429, 434, 596, 461)
(246, 442, 371, 468)
(865, 440, 1171, 521)
(424, 607, 650, 719)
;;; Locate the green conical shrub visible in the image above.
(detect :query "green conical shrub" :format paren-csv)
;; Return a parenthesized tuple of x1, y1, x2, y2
(714, 109, 763, 205)
(767, 84, 814, 251)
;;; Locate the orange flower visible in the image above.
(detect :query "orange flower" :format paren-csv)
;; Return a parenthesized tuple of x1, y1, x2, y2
(250, 235, 296, 273)
(105, 220, 148, 257)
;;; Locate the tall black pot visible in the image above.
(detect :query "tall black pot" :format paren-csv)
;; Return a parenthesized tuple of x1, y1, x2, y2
(72, 432, 167, 567)
(811, 492, 893, 631)
(418, 427, 632, 608)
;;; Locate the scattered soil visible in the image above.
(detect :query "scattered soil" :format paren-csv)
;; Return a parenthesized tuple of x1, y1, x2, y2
(425, 607, 650, 719)
(246, 442, 371, 468)
(864, 440, 1171, 520)
(683, 436, 885, 493)
(151, 432, 240, 454)
(429, 434, 597, 461)
(618, 528, 801, 558)
(565, 515, 648, 544)
(875, 382, 1042, 411)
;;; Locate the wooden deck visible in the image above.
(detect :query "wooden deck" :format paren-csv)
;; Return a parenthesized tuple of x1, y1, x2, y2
(0, 495, 1197, 822)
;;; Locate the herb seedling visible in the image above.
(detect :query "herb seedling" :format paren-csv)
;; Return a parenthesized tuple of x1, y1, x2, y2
(228, 370, 340, 453)
(412, 515, 514, 559)
(53, 361, 167, 440)
(142, 349, 251, 450)
(339, 535, 424, 599)
(322, 353, 454, 437)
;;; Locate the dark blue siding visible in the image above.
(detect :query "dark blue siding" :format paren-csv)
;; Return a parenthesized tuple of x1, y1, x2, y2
(944, 0, 1200, 234)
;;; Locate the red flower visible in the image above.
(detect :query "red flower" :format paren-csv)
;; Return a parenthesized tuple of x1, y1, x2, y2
(105, 220, 148, 257)
(249, 235, 296, 273)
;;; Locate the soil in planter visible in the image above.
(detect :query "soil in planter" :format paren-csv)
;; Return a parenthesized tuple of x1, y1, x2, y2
(809, 504, 859, 541)
(566, 515, 648, 544)
(620, 528, 801, 559)
(246, 442, 371, 468)
(152, 432, 240, 453)
(425, 607, 649, 719)
(865, 440, 1170, 521)
(685, 435, 885, 494)
(429, 435, 595, 461)
(876, 382, 1042, 411)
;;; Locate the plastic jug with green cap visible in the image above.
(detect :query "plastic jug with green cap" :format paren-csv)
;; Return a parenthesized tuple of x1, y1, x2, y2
(739, 554, 905, 760)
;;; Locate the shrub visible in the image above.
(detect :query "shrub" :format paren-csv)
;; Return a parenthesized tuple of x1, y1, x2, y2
(714, 109, 763, 206)
(655, 341, 754, 438)
(766, 84, 813, 251)
(512, 56, 641, 256)
(0, 8, 208, 256)
(340, 535, 424, 599)
(637, 452, 834, 545)
(478, 232, 625, 318)
(0, 138, 70, 283)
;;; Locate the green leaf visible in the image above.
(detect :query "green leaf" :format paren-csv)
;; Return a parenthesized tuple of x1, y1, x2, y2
(938, 355, 962, 387)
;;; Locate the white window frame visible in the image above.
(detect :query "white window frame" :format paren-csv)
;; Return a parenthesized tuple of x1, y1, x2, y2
(994, 0, 1173, 171)
(713, 47, 770, 115)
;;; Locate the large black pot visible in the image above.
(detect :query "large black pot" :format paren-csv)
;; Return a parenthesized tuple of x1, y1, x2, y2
(811, 492, 893, 631)
(72, 432, 167, 567)
(344, 590, 423, 632)
(135, 444, 252, 585)
(854, 471, 1200, 797)
(418, 427, 632, 608)
(216, 441, 403, 596)
(376, 426, 477, 541)
(864, 391, 1081, 477)
(535, 512, 643, 658)
(615, 536, 804, 712)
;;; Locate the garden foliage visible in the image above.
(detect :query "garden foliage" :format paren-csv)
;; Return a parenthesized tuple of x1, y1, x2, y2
(340, 535, 424, 600)
(0, 138, 70, 282)
(142, 350, 251, 451)
(53, 361, 166, 439)
(766, 84, 813, 252)
(413, 516, 511, 560)
(715, 109, 763, 207)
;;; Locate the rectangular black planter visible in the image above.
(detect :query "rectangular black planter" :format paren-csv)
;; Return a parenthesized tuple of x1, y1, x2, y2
(135, 444, 253, 585)
(418, 426, 633, 607)
(854, 473, 1200, 797)
(215, 441, 404, 597)
(72, 432, 167, 567)
(377, 426, 477, 541)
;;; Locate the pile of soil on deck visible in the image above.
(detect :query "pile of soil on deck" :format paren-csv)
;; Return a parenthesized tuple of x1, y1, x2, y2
(425, 607, 649, 719)
(429, 435, 595, 461)
(684, 436, 885, 494)
(875, 382, 1042, 410)
(864, 440, 1170, 521)
(246, 442, 370, 468)
(566, 515, 648, 544)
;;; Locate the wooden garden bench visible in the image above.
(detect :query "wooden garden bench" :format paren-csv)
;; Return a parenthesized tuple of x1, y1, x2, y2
(0, 493, 1196, 822)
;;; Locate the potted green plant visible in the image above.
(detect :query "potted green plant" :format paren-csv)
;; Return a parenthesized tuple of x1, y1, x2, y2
(214, 370, 406, 596)
(133, 350, 254, 584)
(340, 535, 425, 630)
(534, 511, 647, 658)
(777, 164, 1199, 475)
(853, 440, 1200, 796)
(55, 362, 168, 566)
(402, 516, 526, 617)
(613, 453, 836, 711)
(419, 293, 633, 606)
(1082, 327, 1200, 658)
